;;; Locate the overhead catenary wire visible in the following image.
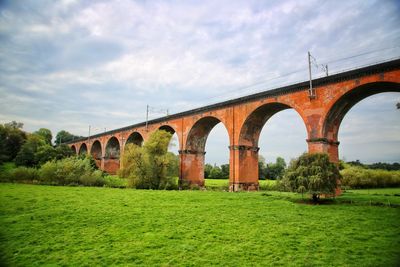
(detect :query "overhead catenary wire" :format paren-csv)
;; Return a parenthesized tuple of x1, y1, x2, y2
(187, 45, 400, 107)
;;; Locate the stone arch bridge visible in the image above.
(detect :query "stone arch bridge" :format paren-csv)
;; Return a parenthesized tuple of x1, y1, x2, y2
(67, 59, 400, 191)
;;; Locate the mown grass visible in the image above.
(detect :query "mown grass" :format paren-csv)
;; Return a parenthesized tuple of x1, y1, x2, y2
(0, 184, 399, 266)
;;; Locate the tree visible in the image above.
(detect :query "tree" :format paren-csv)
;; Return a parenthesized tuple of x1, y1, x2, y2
(55, 144, 75, 160)
(35, 145, 58, 165)
(266, 157, 287, 180)
(5, 121, 23, 129)
(15, 134, 46, 167)
(34, 128, 52, 145)
(258, 155, 267, 180)
(55, 130, 82, 145)
(0, 122, 27, 164)
(220, 164, 229, 179)
(204, 163, 213, 178)
(281, 153, 341, 202)
(118, 130, 177, 189)
(210, 165, 224, 179)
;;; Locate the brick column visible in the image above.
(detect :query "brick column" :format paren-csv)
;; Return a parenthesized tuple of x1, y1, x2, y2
(229, 145, 259, 191)
(179, 150, 206, 187)
(307, 138, 340, 163)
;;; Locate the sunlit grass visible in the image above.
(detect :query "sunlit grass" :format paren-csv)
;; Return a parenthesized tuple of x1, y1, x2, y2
(0, 184, 399, 266)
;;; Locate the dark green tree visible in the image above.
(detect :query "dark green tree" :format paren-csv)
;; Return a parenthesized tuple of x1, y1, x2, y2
(55, 130, 82, 145)
(15, 134, 46, 167)
(0, 122, 27, 164)
(210, 165, 224, 179)
(281, 153, 341, 202)
(220, 164, 229, 179)
(35, 145, 57, 165)
(55, 144, 75, 160)
(204, 163, 213, 178)
(258, 155, 267, 180)
(266, 157, 287, 180)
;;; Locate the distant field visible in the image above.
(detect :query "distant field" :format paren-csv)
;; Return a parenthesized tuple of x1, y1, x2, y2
(0, 184, 399, 266)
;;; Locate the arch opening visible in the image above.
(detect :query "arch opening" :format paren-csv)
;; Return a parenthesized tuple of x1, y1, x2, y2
(90, 140, 102, 160)
(337, 92, 400, 163)
(78, 143, 87, 155)
(105, 137, 120, 159)
(183, 116, 230, 187)
(239, 103, 293, 147)
(125, 132, 144, 148)
(204, 122, 230, 185)
(71, 145, 77, 154)
(323, 82, 400, 141)
(258, 109, 308, 178)
(236, 103, 308, 189)
(186, 117, 224, 153)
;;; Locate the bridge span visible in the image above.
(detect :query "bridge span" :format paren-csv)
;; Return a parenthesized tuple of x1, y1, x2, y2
(67, 59, 400, 191)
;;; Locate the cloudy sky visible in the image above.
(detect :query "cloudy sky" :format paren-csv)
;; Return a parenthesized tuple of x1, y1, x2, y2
(0, 0, 399, 165)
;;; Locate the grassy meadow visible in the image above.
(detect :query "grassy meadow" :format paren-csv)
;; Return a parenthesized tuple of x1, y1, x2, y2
(1, 183, 399, 266)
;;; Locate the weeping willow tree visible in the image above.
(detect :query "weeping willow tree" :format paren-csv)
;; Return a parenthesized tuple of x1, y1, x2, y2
(281, 153, 341, 202)
(118, 130, 178, 189)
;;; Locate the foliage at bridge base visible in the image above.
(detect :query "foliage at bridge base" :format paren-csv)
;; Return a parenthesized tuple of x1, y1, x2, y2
(280, 153, 341, 201)
(118, 130, 179, 190)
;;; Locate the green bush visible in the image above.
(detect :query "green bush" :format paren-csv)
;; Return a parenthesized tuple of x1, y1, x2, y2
(38, 156, 104, 186)
(10, 167, 39, 183)
(341, 165, 400, 189)
(103, 175, 127, 188)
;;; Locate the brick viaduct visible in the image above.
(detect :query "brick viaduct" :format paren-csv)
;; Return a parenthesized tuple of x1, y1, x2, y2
(67, 59, 400, 191)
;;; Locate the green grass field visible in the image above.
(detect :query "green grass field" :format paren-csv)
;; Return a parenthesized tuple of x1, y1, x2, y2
(1, 184, 399, 266)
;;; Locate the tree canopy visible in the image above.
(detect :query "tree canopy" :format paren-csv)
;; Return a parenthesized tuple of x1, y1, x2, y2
(281, 153, 341, 201)
(118, 130, 178, 189)
(0, 122, 27, 164)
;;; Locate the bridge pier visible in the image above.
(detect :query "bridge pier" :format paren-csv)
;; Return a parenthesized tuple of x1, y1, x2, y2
(307, 138, 340, 163)
(179, 150, 206, 187)
(229, 145, 259, 191)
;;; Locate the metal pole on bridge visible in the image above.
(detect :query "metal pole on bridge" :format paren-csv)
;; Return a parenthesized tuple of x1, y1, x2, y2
(308, 51, 315, 99)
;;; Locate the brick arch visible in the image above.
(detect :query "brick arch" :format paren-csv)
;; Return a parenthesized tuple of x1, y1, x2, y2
(180, 116, 230, 187)
(158, 124, 181, 149)
(71, 145, 77, 154)
(186, 116, 230, 153)
(90, 140, 102, 160)
(238, 102, 307, 147)
(159, 125, 175, 134)
(125, 132, 144, 148)
(105, 136, 120, 159)
(323, 82, 400, 141)
(78, 143, 88, 155)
